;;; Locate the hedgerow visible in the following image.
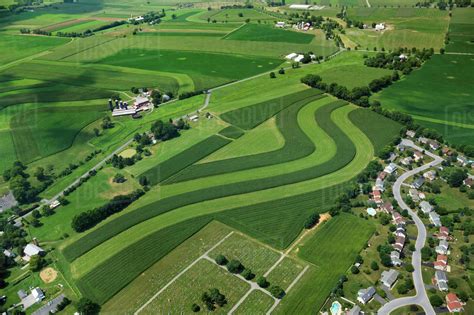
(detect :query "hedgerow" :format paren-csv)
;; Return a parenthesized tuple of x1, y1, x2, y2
(140, 135, 231, 186)
(167, 94, 325, 183)
(220, 88, 323, 129)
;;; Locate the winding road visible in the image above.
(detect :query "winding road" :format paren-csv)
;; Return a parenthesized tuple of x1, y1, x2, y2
(378, 139, 443, 315)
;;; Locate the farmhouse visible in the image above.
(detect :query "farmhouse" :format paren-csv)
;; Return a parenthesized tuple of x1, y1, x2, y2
(49, 200, 60, 210)
(275, 21, 286, 28)
(406, 130, 416, 138)
(189, 114, 199, 122)
(357, 286, 375, 304)
(446, 293, 464, 313)
(375, 23, 385, 31)
(429, 212, 441, 227)
(134, 96, 150, 108)
(285, 53, 298, 60)
(23, 244, 45, 262)
(380, 269, 399, 288)
(434, 270, 448, 291)
(419, 201, 433, 214)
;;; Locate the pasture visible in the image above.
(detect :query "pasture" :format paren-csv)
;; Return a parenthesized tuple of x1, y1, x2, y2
(197, 8, 276, 23)
(375, 54, 474, 145)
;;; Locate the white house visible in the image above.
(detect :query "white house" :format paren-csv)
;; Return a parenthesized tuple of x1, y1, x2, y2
(435, 270, 448, 291)
(285, 53, 298, 60)
(435, 239, 449, 255)
(275, 21, 285, 28)
(381, 269, 399, 288)
(420, 201, 433, 214)
(23, 244, 45, 261)
(430, 212, 442, 227)
(384, 163, 397, 174)
(357, 286, 375, 304)
(375, 23, 385, 31)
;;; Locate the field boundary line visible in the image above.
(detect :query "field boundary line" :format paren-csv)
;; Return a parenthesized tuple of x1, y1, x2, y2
(221, 22, 247, 40)
(134, 231, 234, 315)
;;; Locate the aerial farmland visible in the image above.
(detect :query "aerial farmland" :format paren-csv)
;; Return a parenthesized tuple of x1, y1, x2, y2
(0, 0, 472, 314)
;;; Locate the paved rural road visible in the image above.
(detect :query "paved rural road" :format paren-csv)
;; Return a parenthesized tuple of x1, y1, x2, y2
(378, 139, 443, 315)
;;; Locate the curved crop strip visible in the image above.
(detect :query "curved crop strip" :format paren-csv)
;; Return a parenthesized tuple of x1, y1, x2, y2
(348, 108, 402, 154)
(140, 135, 231, 186)
(218, 125, 244, 139)
(63, 100, 354, 262)
(166, 93, 325, 184)
(220, 88, 322, 130)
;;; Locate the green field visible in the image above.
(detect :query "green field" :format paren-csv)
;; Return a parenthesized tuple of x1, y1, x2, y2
(225, 23, 315, 44)
(375, 54, 474, 145)
(98, 49, 283, 90)
(446, 8, 474, 53)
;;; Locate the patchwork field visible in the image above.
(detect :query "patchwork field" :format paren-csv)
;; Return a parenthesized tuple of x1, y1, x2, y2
(224, 23, 315, 44)
(446, 7, 474, 53)
(375, 54, 474, 145)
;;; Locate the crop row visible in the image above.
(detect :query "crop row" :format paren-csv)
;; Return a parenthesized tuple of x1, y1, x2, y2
(63, 100, 354, 262)
(76, 216, 211, 304)
(220, 88, 323, 130)
(167, 94, 326, 183)
(218, 125, 245, 139)
(141, 135, 231, 186)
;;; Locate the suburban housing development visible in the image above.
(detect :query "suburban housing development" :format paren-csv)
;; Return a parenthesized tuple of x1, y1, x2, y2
(0, 0, 472, 314)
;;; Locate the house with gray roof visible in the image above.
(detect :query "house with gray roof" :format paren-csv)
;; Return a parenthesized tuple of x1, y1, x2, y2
(347, 305, 361, 315)
(435, 270, 448, 291)
(357, 286, 376, 304)
(429, 212, 442, 227)
(381, 269, 399, 288)
(391, 251, 402, 266)
(420, 201, 433, 214)
(411, 177, 425, 189)
(436, 239, 449, 255)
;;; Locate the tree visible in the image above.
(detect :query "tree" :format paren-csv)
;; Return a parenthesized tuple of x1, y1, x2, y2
(257, 276, 269, 288)
(151, 90, 162, 107)
(191, 303, 200, 312)
(269, 72, 276, 79)
(113, 173, 126, 183)
(350, 265, 359, 274)
(34, 167, 46, 181)
(138, 175, 148, 187)
(278, 68, 285, 75)
(421, 247, 433, 261)
(405, 264, 414, 272)
(226, 259, 243, 273)
(371, 261, 379, 271)
(269, 285, 285, 299)
(77, 298, 101, 315)
(241, 268, 254, 280)
(429, 294, 443, 307)
(29, 255, 43, 271)
(93, 128, 100, 137)
(215, 254, 227, 266)
(304, 213, 320, 229)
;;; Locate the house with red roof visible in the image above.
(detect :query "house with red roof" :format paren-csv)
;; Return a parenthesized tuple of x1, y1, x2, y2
(438, 226, 449, 240)
(434, 254, 448, 271)
(446, 293, 464, 313)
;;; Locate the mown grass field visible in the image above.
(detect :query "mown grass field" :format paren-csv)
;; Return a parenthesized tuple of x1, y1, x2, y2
(375, 54, 474, 145)
(275, 214, 375, 314)
(225, 23, 315, 44)
(197, 8, 276, 23)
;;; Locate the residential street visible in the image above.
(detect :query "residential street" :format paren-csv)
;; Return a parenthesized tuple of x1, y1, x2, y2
(378, 139, 443, 315)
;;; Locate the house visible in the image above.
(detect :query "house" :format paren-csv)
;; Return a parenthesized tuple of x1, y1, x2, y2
(457, 155, 468, 166)
(49, 200, 60, 210)
(3, 249, 15, 258)
(435, 239, 449, 255)
(347, 305, 361, 315)
(434, 254, 448, 271)
(399, 53, 408, 60)
(401, 157, 413, 166)
(390, 251, 402, 266)
(293, 54, 305, 62)
(375, 177, 385, 191)
(189, 114, 199, 122)
(23, 244, 45, 262)
(378, 171, 387, 180)
(381, 269, 399, 288)
(429, 212, 442, 227)
(429, 140, 440, 151)
(394, 235, 406, 252)
(31, 288, 45, 302)
(384, 163, 397, 174)
(434, 270, 448, 291)
(392, 212, 405, 225)
(418, 137, 429, 144)
(413, 151, 424, 162)
(19, 287, 45, 310)
(446, 293, 464, 313)
(375, 23, 385, 31)
(134, 96, 149, 107)
(420, 201, 433, 214)
(423, 170, 436, 181)
(18, 290, 27, 299)
(397, 143, 406, 152)
(357, 286, 376, 304)
(409, 188, 420, 202)
(406, 130, 416, 138)
(395, 224, 405, 238)
(285, 53, 298, 60)
(275, 21, 285, 28)
(438, 226, 449, 240)
(411, 177, 425, 189)
(381, 201, 394, 213)
(442, 147, 453, 156)
(372, 189, 383, 205)
(463, 178, 473, 188)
